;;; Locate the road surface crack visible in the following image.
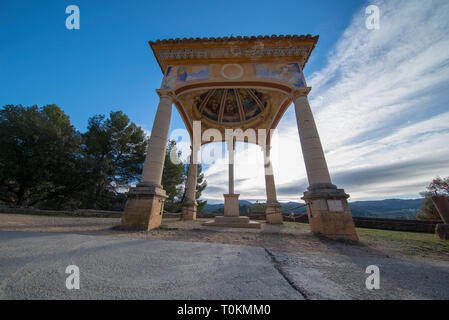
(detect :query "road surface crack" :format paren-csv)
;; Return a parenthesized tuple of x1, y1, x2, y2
(264, 248, 309, 300)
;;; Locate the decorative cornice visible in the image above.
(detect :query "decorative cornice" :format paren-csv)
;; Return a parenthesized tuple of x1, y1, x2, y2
(155, 46, 311, 61)
(149, 34, 319, 74)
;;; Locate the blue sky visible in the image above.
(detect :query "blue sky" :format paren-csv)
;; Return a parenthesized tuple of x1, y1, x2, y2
(1, 0, 449, 203)
(0, 0, 361, 131)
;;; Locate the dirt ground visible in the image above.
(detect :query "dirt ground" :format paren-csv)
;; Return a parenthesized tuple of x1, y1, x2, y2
(1, 213, 448, 262)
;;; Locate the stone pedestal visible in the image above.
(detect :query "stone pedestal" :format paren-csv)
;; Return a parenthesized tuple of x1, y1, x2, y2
(224, 193, 240, 216)
(303, 183, 359, 241)
(181, 200, 197, 221)
(265, 201, 283, 224)
(121, 183, 168, 231)
(435, 224, 449, 240)
(203, 193, 261, 229)
(203, 216, 261, 229)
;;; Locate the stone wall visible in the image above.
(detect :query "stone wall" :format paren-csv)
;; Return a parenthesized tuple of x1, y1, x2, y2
(0, 206, 122, 218)
(352, 216, 439, 233)
(240, 212, 439, 233)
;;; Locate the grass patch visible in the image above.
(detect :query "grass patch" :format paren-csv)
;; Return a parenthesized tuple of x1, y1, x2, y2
(283, 221, 449, 260)
(356, 227, 449, 258)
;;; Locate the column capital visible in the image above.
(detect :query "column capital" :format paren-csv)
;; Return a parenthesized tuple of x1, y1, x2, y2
(156, 89, 174, 100)
(290, 87, 312, 100)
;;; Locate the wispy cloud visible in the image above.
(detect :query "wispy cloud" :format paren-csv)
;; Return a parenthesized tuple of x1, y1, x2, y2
(201, 0, 449, 202)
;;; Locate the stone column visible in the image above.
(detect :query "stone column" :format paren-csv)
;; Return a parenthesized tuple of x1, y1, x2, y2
(293, 89, 358, 241)
(263, 146, 283, 224)
(141, 91, 173, 186)
(181, 148, 198, 221)
(121, 90, 172, 231)
(223, 140, 239, 217)
(228, 142, 235, 194)
(293, 93, 331, 186)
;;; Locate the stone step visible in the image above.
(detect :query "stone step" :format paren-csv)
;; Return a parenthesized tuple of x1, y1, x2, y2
(214, 216, 250, 223)
(202, 219, 261, 229)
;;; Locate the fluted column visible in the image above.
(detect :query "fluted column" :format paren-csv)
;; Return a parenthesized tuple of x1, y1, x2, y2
(293, 93, 332, 186)
(140, 90, 173, 187)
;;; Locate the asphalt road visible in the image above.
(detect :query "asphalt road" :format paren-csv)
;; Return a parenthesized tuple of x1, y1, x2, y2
(0, 230, 448, 299)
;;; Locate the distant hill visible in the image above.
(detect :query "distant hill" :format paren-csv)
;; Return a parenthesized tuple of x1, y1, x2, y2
(347, 198, 424, 219)
(203, 198, 424, 220)
(204, 200, 253, 214)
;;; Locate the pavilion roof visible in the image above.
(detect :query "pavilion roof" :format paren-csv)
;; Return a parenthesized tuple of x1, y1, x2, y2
(149, 34, 319, 73)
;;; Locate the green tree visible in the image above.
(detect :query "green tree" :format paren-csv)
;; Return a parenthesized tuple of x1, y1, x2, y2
(162, 140, 185, 213)
(195, 164, 207, 212)
(250, 201, 265, 213)
(416, 176, 449, 221)
(0, 104, 85, 207)
(0, 104, 207, 213)
(80, 111, 147, 210)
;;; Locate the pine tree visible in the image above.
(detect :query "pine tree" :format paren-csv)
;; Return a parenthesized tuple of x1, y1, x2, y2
(196, 164, 207, 212)
(162, 140, 185, 213)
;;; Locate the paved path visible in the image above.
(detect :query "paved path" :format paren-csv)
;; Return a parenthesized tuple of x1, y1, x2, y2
(0, 231, 448, 299)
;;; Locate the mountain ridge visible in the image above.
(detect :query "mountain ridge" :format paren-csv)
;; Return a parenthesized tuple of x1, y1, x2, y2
(203, 198, 424, 220)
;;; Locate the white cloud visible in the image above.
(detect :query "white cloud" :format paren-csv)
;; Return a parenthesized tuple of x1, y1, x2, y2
(200, 0, 449, 203)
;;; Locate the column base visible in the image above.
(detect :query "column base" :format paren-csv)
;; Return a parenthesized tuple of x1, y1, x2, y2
(181, 200, 197, 221)
(223, 193, 240, 217)
(265, 201, 283, 224)
(302, 183, 359, 241)
(120, 183, 168, 231)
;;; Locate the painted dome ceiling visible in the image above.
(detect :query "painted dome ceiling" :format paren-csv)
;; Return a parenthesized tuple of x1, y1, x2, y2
(195, 88, 267, 124)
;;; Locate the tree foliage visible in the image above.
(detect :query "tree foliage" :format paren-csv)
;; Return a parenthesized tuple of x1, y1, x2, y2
(0, 105, 207, 212)
(162, 140, 185, 213)
(195, 164, 208, 212)
(80, 111, 147, 210)
(162, 142, 209, 213)
(416, 176, 449, 221)
(0, 105, 84, 207)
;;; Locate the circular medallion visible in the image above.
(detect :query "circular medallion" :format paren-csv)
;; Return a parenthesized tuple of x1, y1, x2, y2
(221, 64, 244, 80)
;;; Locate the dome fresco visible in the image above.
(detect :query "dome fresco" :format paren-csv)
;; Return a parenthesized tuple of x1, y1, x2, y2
(196, 89, 267, 124)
